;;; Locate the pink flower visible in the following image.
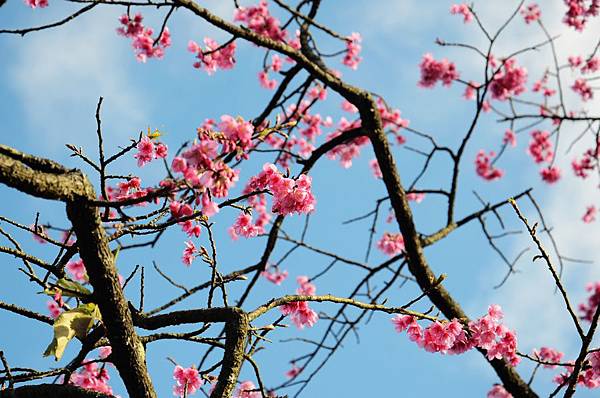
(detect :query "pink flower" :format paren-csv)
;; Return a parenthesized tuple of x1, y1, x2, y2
(406, 192, 425, 203)
(475, 150, 504, 181)
(117, 14, 170, 62)
(234, 380, 261, 398)
(533, 347, 563, 368)
(503, 129, 517, 147)
(487, 384, 513, 398)
(582, 205, 597, 223)
(66, 259, 87, 282)
(279, 277, 319, 329)
(489, 59, 527, 101)
(231, 213, 261, 239)
(98, 346, 112, 360)
(521, 3, 541, 23)
(369, 158, 383, 179)
(341, 100, 358, 113)
(418, 53, 460, 88)
(569, 55, 583, 68)
(47, 300, 62, 319)
(527, 130, 553, 164)
(285, 364, 303, 379)
(450, 4, 473, 23)
(70, 361, 114, 394)
(234, 1, 288, 42)
(181, 241, 197, 266)
(540, 166, 561, 184)
(579, 281, 600, 322)
(342, 32, 362, 70)
(173, 365, 203, 397)
(188, 37, 237, 74)
(572, 78, 593, 101)
(377, 232, 405, 256)
(392, 315, 416, 333)
(563, 0, 600, 31)
(24, 0, 48, 8)
(258, 70, 277, 89)
(134, 136, 155, 167)
(582, 57, 600, 74)
(261, 265, 288, 285)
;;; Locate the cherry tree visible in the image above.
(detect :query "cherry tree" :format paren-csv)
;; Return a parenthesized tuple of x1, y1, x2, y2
(0, 1, 600, 397)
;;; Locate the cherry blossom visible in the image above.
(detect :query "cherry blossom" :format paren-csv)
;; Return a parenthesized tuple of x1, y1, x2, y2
(188, 38, 237, 75)
(285, 364, 303, 379)
(540, 166, 561, 184)
(234, 1, 287, 42)
(234, 380, 261, 398)
(582, 205, 597, 223)
(475, 150, 504, 181)
(503, 129, 517, 147)
(181, 240, 197, 266)
(47, 300, 62, 319)
(279, 276, 318, 329)
(527, 130, 554, 164)
(342, 32, 362, 70)
(173, 365, 203, 397)
(66, 259, 87, 282)
(489, 59, 527, 101)
(579, 281, 600, 322)
(521, 3, 541, 23)
(70, 362, 114, 395)
(563, 0, 600, 31)
(533, 347, 564, 368)
(377, 232, 405, 256)
(24, 0, 48, 8)
(487, 384, 513, 398)
(572, 78, 593, 101)
(117, 14, 171, 62)
(418, 53, 460, 88)
(261, 265, 288, 285)
(450, 4, 473, 23)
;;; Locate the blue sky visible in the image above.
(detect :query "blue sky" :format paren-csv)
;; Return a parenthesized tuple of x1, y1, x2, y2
(1, 0, 600, 397)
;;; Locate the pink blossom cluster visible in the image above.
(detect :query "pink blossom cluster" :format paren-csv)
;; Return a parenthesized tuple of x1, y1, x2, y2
(24, 0, 48, 8)
(234, 1, 287, 42)
(286, 99, 333, 143)
(117, 14, 171, 63)
(503, 129, 517, 147)
(553, 357, 600, 388)
(521, 3, 542, 23)
(377, 232, 405, 256)
(47, 299, 62, 319)
(188, 38, 236, 75)
(533, 346, 564, 368)
(280, 276, 318, 329)
(475, 150, 504, 181)
(582, 57, 600, 74)
(70, 362, 114, 395)
(487, 384, 513, 398)
(170, 124, 243, 199)
(527, 130, 561, 183)
(229, 213, 261, 239)
(450, 4, 473, 23)
(261, 264, 288, 285)
(370, 158, 383, 179)
(170, 200, 206, 238)
(579, 281, 600, 322)
(234, 380, 261, 398)
(172, 365, 203, 397)
(66, 259, 87, 282)
(571, 78, 593, 101)
(418, 53, 460, 88)
(377, 98, 410, 137)
(532, 73, 556, 97)
(106, 177, 157, 206)
(263, 132, 314, 168)
(392, 305, 520, 365)
(572, 138, 599, 178)
(325, 118, 369, 168)
(245, 163, 316, 216)
(489, 59, 528, 101)
(134, 136, 168, 167)
(181, 241, 197, 266)
(342, 32, 362, 70)
(582, 205, 597, 223)
(563, 0, 599, 31)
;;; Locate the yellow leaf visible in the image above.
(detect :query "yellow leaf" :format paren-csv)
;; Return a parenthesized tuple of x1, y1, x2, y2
(43, 303, 100, 361)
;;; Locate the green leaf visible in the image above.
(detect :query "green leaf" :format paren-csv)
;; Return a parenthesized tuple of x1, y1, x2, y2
(43, 303, 101, 361)
(43, 278, 92, 298)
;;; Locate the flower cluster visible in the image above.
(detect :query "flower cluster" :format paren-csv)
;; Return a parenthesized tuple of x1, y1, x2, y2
(450, 4, 473, 23)
(234, 1, 287, 42)
(134, 135, 168, 167)
(521, 3, 542, 23)
(117, 14, 171, 63)
(173, 365, 203, 397)
(392, 305, 520, 365)
(70, 362, 114, 395)
(527, 130, 561, 183)
(234, 380, 261, 398)
(489, 59, 527, 101)
(532, 73, 556, 97)
(280, 276, 318, 329)
(377, 232, 405, 256)
(342, 32, 362, 70)
(579, 281, 600, 322)
(261, 264, 288, 285)
(503, 129, 517, 147)
(571, 78, 593, 101)
(475, 150, 504, 181)
(487, 385, 512, 398)
(563, 0, 599, 31)
(67, 259, 87, 282)
(572, 137, 600, 178)
(533, 346, 564, 368)
(188, 38, 237, 75)
(418, 53, 460, 88)
(24, 0, 48, 8)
